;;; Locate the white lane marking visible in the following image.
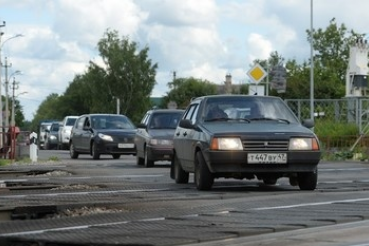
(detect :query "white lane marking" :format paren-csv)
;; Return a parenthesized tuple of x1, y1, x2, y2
(1, 197, 369, 237)
(252, 197, 369, 210)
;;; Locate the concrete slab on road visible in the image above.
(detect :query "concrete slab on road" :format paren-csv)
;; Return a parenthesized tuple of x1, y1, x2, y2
(190, 220, 369, 246)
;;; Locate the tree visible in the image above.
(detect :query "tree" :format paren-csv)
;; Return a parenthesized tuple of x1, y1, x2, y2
(162, 77, 218, 109)
(97, 29, 158, 123)
(31, 29, 159, 126)
(262, 19, 361, 99)
(30, 93, 61, 132)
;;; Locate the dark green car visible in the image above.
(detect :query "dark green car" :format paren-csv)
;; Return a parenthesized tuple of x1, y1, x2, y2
(171, 95, 321, 191)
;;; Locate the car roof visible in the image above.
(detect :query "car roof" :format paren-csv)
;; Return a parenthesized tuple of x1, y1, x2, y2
(193, 94, 280, 100)
(147, 109, 185, 114)
(79, 113, 128, 117)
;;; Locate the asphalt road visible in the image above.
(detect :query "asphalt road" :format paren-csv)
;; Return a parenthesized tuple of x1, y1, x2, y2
(0, 150, 369, 245)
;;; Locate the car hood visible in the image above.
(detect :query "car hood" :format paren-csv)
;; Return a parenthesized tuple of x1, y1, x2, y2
(94, 129, 137, 135)
(202, 122, 314, 135)
(147, 129, 176, 138)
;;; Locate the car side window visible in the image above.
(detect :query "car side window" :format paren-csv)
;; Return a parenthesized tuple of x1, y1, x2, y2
(184, 104, 199, 125)
(75, 117, 84, 130)
(84, 117, 91, 128)
(142, 113, 150, 125)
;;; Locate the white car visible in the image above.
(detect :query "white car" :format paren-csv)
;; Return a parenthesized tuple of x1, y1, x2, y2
(58, 116, 78, 150)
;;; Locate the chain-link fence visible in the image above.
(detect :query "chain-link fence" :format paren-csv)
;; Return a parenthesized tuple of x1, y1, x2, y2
(285, 97, 369, 133)
(285, 97, 369, 160)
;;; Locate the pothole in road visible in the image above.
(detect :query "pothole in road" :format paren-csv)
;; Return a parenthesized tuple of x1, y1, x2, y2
(46, 205, 128, 219)
(26, 170, 73, 177)
(2, 205, 128, 221)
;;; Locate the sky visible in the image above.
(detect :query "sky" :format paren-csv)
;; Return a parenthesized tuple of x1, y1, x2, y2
(0, 0, 369, 121)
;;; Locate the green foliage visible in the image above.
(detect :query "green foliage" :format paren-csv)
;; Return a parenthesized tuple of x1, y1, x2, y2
(48, 156, 59, 162)
(314, 119, 359, 137)
(0, 159, 11, 166)
(31, 29, 158, 126)
(161, 77, 218, 109)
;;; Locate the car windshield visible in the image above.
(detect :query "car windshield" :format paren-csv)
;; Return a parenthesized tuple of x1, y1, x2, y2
(150, 112, 183, 129)
(203, 96, 299, 123)
(91, 115, 136, 129)
(66, 118, 77, 126)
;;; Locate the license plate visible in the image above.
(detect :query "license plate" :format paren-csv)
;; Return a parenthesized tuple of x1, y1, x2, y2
(247, 153, 287, 164)
(118, 143, 134, 148)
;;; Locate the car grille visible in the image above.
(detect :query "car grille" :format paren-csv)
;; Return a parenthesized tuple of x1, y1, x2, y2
(115, 136, 135, 143)
(242, 140, 289, 151)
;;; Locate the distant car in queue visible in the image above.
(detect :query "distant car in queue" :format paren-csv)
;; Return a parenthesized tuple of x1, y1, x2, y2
(135, 109, 184, 167)
(69, 114, 137, 160)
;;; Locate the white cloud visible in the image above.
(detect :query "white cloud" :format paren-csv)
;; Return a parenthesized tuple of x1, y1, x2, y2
(1, 0, 369, 121)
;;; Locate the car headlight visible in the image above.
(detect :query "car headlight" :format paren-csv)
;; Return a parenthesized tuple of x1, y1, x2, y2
(149, 139, 173, 146)
(289, 138, 319, 150)
(210, 137, 243, 150)
(50, 135, 57, 140)
(98, 133, 113, 142)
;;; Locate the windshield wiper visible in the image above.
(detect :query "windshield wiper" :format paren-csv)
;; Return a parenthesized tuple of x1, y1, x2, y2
(249, 117, 290, 124)
(204, 117, 231, 122)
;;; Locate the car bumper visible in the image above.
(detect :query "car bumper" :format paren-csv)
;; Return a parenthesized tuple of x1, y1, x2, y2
(96, 142, 136, 155)
(205, 150, 321, 173)
(61, 135, 71, 144)
(147, 146, 173, 161)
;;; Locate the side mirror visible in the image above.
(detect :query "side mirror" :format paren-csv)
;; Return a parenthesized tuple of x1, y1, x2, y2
(179, 119, 195, 129)
(137, 123, 147, 129)
(302, 119, 314, 129)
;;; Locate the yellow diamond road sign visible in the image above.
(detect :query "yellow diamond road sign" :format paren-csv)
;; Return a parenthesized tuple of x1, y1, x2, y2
(247, 63, 267, 84)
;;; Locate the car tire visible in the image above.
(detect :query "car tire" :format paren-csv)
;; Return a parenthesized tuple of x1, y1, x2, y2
(289, 176, 298, 186)
(297, 169, 318, 190)
(195, 151, 214, 191)
(91, 142, 100, 160)
(112, 154, 120, 159)
(263, 178, 277, 185)
(136, 155, 144, 165)
(69, 142, 79, 159)
(173, 154, 189, 184)
(144, 147, 154, 168)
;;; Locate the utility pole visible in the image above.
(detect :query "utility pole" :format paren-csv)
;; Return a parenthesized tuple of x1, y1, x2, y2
(11, 77, 18, 127)
(3, 57, 11, 130)
(0, 21, 5, 149)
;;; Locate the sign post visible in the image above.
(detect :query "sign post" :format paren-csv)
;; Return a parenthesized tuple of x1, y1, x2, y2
(247, 63, 267, 95)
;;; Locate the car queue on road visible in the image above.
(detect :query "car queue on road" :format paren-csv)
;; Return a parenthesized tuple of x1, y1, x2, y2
(41, 94, 321, 192)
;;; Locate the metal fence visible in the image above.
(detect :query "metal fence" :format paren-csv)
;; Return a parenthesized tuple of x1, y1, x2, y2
(285, 97, 369, 158)
(285, 97, 369, 134)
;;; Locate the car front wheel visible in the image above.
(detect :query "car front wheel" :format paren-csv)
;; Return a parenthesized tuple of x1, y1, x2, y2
(144, 147, 154, 168)
(173, 154, 189, 184)
(69, 142, 79, 159)
(91, 142, 100, 160)
(195, 151, 214, 191)
(112, 154, 120, 159)
(298, 169, 318, 190)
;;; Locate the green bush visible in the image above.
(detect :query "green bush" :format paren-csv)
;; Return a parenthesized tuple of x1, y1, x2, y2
(314, 119, 359, 137)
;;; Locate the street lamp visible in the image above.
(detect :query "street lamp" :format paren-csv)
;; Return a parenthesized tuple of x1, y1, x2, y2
(0, 31, 23, 149)
(310, 0, 314, 121)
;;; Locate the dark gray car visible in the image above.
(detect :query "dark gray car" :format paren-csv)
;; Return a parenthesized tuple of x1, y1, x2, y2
(171, 95, 321, 191)
(44, 121, 61, 150)
(135, 109, 184, 167)
(69, 114, 137, 160)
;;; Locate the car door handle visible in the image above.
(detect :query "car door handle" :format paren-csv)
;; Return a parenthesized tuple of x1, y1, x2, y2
(176, 132, 180, 136)
(183, 132, 187, 137)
